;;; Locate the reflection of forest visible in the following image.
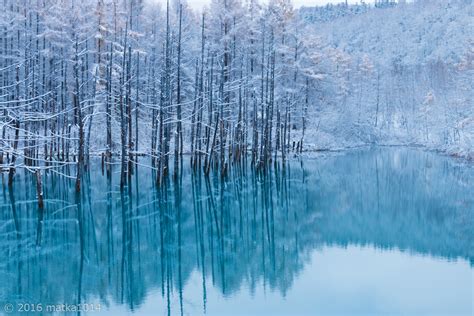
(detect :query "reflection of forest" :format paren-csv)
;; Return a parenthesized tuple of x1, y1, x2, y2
(0, 148, 472, 313)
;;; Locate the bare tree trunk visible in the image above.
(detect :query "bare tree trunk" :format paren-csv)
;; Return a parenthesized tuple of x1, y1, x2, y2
(106, 43, 113, 176)
(127, 45, 133, 177)
(174, 4, 183, 177)
(135, 52, 140, 158)
(120, 27, 129, 188)
(8, 119, 20, 186)
(74, 36, 85, 193)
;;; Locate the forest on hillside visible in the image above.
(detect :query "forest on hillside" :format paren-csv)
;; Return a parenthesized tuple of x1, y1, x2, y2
(0, 0, 472, 191)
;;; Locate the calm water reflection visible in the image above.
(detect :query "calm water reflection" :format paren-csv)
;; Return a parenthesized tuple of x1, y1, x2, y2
(0, 148, 472, 316)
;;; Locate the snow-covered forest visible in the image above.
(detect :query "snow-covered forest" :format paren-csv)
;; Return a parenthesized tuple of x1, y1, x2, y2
(0, 0, 472, 190)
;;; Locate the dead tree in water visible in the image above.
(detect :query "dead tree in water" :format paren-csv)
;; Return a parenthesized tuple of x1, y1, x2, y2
(120, 27, 129, 189)
(127, 45, 133, 178)
(8, 119, 20, 186)
(74, 35, 85, 193)
(135, 52, 140, 159)
(7, 66, 21, 186)
(157, 0, 172, 185)
(105, 43, 113, 176)
(174, 4, 183, 177)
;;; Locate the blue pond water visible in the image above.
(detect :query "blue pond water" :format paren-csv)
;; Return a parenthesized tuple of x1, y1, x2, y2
(0, 148, 472, 315)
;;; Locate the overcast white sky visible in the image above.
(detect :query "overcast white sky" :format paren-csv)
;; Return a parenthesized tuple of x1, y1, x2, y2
(153, 0, 373, 11)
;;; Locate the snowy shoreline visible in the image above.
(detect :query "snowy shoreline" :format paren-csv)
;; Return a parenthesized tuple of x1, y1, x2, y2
(299, 142, 473, 162)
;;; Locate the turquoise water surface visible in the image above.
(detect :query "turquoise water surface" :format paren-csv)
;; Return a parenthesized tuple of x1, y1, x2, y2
(0, 148, 472, 315)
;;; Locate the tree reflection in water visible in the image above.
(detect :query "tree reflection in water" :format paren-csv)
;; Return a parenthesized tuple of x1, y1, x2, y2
(0, 148, 472, 315)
